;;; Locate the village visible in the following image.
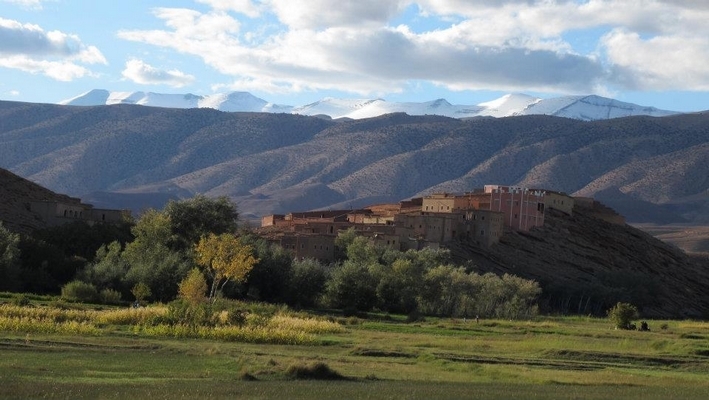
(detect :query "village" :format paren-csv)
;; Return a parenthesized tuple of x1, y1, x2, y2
(257, 185, 589, 263)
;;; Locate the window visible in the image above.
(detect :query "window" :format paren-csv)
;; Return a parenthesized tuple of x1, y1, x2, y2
(480, 230, 485, 236)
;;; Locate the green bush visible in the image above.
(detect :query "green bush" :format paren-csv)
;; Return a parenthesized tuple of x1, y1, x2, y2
(61, 280, 99, 303)
(607, 302, 639, 329)
(285, 362, 347, 380)
(100, 288, 122, 305)
(11, 293, 30, 306)
(166, 299, 212, 327)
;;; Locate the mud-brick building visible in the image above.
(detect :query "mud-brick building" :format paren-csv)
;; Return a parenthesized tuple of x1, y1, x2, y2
(262, 231, 336, 264)
(421, 191, 491, 213)
(394, 208, 504, 249)
(261, 210, 359, 236)
(534, 189, 575, 215)
(29, 200, 129, 227)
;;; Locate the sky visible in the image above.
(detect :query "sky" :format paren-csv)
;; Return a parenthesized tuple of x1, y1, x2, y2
(2, 0, 709, 111)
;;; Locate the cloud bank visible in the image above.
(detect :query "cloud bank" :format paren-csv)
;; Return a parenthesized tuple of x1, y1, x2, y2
(5, 1, 709, 94)
(0, 17, 106, 81)
(114, 0, 709, 96)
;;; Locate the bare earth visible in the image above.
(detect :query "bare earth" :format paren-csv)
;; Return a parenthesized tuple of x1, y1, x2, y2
(634, 224, 709, 254)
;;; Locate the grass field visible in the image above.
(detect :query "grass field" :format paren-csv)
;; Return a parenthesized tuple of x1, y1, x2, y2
(1, 300, 708, 399)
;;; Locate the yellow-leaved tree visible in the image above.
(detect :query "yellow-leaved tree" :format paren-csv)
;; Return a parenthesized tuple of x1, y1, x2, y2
(194, 233, 258, 301)
(179, 268, 208, 305)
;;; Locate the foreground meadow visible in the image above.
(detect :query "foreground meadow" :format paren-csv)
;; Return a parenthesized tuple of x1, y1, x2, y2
(1, 298, 708, 399)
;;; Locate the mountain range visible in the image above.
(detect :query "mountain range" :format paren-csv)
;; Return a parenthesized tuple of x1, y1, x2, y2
(1, 99, 707, 226)
(60, 89, 678, 121)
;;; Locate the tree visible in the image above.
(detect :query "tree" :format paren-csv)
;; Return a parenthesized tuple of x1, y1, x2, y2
(607, 302, 639, 329)
(131, 282, 152, 304)
(286, 258, 328, 308)
(32, 219, 133, 262)
(324, 260, 379, 312)
(122, 209, 191, 301)
(179, 268, 208, 305)
(242, 236, 293, 302)
(334, 228, 358, 260)
(194, 233, 258, 301)
(82, 241, 128, 290)
(346, 236, 382, 265)
(164, 195, 239, 251)
(0, 222, 21, 292)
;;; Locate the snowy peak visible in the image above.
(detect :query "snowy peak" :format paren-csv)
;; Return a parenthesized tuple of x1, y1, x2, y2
(59, 90, 680, 121)
(478, 93, 541, 117)
(197, 92, 269, 112)
(291, 98, 385, 119)
(523, 95, 678, 120)
(60, 89, 111, 106)
(61, 90, 278, 113)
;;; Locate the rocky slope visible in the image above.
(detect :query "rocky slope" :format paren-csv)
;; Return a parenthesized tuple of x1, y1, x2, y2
(0, 168, 83, 234)
(448, 206, 709, 318)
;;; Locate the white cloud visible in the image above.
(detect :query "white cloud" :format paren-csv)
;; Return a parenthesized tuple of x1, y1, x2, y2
(0, 55, 93, 81)
(0, 17, 106, 81)
(602, 29, 709, 91)
(117, 0, 709, 96)
(9, 90, 20, 96)
(121, 59, 195, 87)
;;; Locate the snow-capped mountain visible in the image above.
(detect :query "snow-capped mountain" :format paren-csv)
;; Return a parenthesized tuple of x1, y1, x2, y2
(61, 89, 289, 113)
(60, 90, 679, 121)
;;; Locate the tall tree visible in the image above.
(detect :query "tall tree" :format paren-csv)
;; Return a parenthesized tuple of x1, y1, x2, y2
(164, 195, 239, 251)
(122, 209, 191, 301)
(194, 233, 258, 301)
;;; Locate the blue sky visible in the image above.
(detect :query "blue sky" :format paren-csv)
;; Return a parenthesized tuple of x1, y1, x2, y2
(2, 0, 709, 111)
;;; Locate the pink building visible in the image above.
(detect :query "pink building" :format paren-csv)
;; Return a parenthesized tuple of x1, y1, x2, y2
(483, 185, 546, 231)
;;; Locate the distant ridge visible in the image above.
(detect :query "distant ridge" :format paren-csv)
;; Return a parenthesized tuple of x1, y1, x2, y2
(1, 100, 707, 226)
(60, 90, 679, 121)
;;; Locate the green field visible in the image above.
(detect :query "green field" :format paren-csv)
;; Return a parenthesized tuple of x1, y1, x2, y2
(1, 302, 708, 399)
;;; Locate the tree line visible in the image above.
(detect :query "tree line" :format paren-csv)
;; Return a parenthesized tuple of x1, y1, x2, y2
(0, 195, 540, 319)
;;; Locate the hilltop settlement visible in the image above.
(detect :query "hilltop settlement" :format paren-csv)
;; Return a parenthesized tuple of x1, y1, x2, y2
(257, 185, 618, 263)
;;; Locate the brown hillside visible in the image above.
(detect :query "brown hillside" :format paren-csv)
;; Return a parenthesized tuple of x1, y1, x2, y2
(448, 205, 709, 319)
(0, 168, 81, 234)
